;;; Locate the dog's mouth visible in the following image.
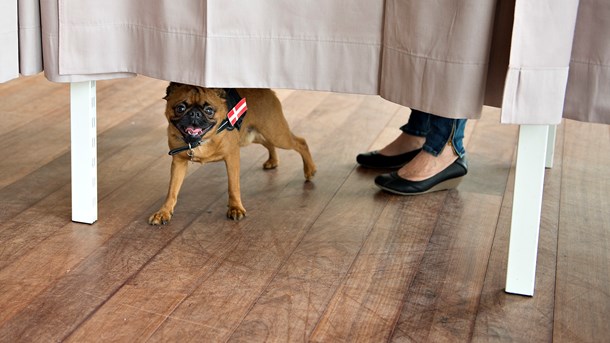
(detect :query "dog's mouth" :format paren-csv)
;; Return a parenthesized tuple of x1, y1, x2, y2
(178, 123, 214, 143)
(185, 126, 204, 136)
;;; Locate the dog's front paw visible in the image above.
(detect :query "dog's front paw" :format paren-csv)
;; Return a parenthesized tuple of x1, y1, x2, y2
(226, 206, 246, 221)
(149, 210, 173, 225)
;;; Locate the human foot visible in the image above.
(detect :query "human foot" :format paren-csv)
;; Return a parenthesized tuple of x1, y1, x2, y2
(396, 143, 459, 181)
(379, 133, 425, 156)
(356, 133, 424, 169)
(374, 156, 468, 195)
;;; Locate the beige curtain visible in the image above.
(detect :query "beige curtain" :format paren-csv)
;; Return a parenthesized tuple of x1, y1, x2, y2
(563, 0, 610, 124)
(0, 0, 43, 82)
(46, 0, 385, 94)
(4, 0, 610, 125)
(380, 0, 501, 120)
(501, 0, 580, 124)
(0, 0, 19, 82)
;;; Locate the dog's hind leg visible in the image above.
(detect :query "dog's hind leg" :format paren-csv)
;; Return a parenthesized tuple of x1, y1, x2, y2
(254, 112, 316, 181)
(290, 134, 317, 181)
(262, 130, 316, 181)
(261, 132, 316, 181)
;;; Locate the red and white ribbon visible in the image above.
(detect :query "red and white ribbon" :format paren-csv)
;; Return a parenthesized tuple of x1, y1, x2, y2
(227, 98, 247, 126)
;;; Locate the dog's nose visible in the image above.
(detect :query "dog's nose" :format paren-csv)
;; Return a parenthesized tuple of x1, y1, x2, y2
(188, 109, 202, 119)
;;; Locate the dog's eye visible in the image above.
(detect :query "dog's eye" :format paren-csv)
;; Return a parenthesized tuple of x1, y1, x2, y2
(203, 106, 215, 118)
(175, 103, 187, 115)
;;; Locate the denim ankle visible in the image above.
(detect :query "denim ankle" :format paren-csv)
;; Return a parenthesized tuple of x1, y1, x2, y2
(400, 109, 467, 158)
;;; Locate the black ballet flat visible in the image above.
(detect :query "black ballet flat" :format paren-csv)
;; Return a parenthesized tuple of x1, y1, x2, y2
(356, 149, 422, 169)
(374, 157, 468, 195)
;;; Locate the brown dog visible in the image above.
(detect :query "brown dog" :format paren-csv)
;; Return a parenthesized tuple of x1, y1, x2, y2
(149, 83, 316, 225)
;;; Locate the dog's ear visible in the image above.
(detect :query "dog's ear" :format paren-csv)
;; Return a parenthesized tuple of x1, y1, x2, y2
(212, 88, 227, 100)
(164, 82, 183, 100)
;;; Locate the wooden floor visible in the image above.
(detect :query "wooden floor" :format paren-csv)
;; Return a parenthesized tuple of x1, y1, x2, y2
(0, 75, 608, 342)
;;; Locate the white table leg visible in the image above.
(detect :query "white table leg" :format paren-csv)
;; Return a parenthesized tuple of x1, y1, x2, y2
(505, 124, 549, 296)
(70, 81, 98, 224)
(545, 125, 557, 168)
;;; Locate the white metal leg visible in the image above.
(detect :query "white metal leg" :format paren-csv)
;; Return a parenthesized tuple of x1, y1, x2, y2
(70, 81, 98, 224)
(505, 125, 549, 296)
(545, 125, 557, 168)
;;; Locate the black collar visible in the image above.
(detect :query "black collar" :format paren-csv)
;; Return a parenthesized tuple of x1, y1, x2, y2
(168, 140, 205, 156)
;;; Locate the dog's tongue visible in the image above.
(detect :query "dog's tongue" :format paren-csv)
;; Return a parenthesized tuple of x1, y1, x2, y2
(186, 127, 203, 136)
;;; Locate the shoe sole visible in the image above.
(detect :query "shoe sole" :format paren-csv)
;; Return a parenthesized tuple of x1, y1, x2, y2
(376, 176, 464, 196)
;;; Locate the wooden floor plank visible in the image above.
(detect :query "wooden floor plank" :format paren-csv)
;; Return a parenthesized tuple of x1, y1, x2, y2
(0, 97, 170, 268)
(141, 94, 399, 342)
(0, 91, 171, 300)
(308, 193, 449, 343)
(0, 78, 172, 327)
(226, 106, 406, 342)
(0, 144, 287, 341)
(0, 130, 172, 329)
(472, 123, 563, 342)
(553, 120, 610, 342)
(0, 76, 164, 221)
(0, 76, 68, 137)
(388, 110, 518, 343)
(0, 101, 70, 188)
(0, 86, 327, 342)
(0, 76, 164, 189)
(63, 90, 333, 342)
(0, 74, 609, 342)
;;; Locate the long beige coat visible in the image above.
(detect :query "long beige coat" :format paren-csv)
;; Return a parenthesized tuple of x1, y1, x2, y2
(2, 0, 609, 125)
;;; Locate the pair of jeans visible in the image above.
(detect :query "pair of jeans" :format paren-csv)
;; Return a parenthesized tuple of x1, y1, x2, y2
(400, 109, 467, 158)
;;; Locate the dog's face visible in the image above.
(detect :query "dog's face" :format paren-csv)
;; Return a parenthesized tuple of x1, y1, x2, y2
(164, 83, 227, 143)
